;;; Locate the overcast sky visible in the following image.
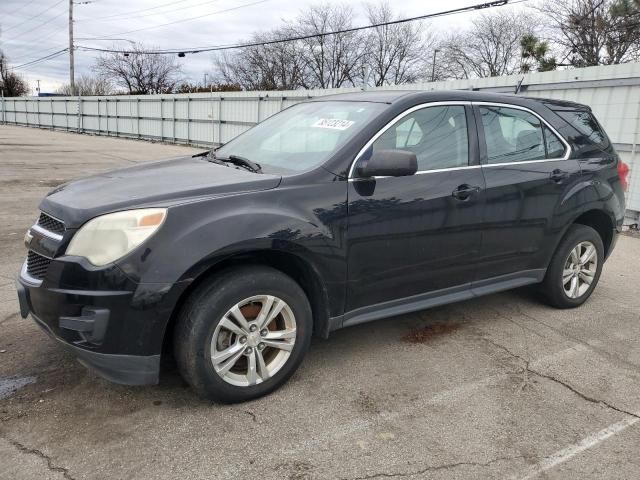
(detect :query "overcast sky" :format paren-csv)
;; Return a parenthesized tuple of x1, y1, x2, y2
(1, 0, 530, 94)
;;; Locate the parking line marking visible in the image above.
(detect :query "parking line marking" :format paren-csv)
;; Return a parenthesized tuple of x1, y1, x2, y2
(512, 416, 640, 480)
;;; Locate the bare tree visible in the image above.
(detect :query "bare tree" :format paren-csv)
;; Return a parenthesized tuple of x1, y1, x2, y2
(215, 29, 308, 90)
(361, 2, 433, 86)
(213, 4, 366, 90)
(55, 74, 113, 96)
(538, 0, 640, 66)
(290, 4, 364, 88)
(93, 44, 183, 94)
(0, 50, 29, 96)
(440, 10, 538, 78)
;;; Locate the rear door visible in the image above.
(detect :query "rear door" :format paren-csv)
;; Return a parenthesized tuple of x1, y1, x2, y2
(345, 103, 485, 312)
(473, 102, 581, 283)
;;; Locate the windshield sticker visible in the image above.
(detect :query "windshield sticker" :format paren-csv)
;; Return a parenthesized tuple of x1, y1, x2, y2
(312, 118, 355, 130)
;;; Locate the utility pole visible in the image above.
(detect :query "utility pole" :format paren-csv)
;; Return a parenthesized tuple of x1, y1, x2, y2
(36, 80, 41, 96)
(362, 66, 370, 91)
(431, 49, 440, 82)
(204, 73, 208, 88)
(69, 0, 75, 95)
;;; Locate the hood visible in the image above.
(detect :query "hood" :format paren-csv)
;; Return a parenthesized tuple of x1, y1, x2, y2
(40, 156, 282, 228)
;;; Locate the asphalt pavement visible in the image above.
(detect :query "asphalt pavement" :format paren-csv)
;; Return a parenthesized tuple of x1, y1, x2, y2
(1, 125, 640, 480)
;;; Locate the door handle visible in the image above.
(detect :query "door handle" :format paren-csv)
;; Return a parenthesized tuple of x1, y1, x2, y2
(550, 169, 569, 183)
(452, 184, 480, 201)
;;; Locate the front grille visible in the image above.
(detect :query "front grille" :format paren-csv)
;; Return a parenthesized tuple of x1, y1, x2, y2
(37, 212, 65, 235)
(27, 250, 52, 279)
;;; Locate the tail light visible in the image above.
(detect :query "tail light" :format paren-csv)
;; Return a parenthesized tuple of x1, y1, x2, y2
(617, 160, 630, 191)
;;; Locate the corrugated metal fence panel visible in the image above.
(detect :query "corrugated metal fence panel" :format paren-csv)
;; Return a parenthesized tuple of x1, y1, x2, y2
(623, 150, 640, 215)
(1, 62, 640, 212)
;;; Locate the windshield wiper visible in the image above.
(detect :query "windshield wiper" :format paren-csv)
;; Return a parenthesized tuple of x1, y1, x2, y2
(210, 154, 262, 173)
(192, 150, 211, 158)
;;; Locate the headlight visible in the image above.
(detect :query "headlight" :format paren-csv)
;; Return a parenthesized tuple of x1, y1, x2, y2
(66, 208, 167, 266)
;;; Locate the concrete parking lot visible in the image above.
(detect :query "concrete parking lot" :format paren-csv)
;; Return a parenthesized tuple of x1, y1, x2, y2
(1, 124, 640, 480)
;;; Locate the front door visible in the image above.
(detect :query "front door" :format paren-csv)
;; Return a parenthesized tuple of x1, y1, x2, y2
(345, 104, 485, 312)
(473, 103, 582, 282)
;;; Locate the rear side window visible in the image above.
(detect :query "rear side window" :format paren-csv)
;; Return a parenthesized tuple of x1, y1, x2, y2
(479, 106, 567, 164)
(556, 110, 609, 150)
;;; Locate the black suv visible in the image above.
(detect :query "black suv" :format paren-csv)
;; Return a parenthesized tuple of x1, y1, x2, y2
(16, 91, 628, 403)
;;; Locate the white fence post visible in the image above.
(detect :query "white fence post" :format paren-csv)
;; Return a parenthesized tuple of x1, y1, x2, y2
(217, 97, 222, 145)
(186, 96, 190, 144)
(77, 95, 82, 133)
(210, 88, 215, 149)
(136, 97, 141, 139)
(173, 97, 177, 143)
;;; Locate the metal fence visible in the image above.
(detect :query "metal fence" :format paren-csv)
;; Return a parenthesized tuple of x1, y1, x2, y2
(2, 62, 640, 216)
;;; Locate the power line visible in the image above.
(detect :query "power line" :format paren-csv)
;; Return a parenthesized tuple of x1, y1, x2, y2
(7, 0, 39, 17)
(3, 0, 65, 33)
(12, 49, 68, 70)
(23, 25, 68, 46)
(76, 0, 209, 22)
(78, 0, 519, 56)
(79, 0, 269, 39)
(77, 0, 195, 22)
(12, 48, 69, 70)
(15, 44, 68, 60)
(9, 10, 67, 41)
(4, 23, 66, 47)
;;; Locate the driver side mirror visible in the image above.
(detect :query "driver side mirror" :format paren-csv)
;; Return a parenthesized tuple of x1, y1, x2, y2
(356, 149, 418, 178)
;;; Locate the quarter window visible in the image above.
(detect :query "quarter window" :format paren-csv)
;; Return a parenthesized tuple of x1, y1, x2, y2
(371, 105, 469, 171)
(556, 110, 609, 150)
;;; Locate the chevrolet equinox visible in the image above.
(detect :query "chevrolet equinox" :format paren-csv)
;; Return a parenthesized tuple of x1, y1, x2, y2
(16, 91, 628, 403)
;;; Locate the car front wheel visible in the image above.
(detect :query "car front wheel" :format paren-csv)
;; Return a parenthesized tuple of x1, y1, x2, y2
(174, 266, 312, 403)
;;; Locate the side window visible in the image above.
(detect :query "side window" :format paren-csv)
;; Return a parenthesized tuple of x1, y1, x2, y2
(395, 118, 423, 148)
(556, 110, 609, 150)
(372, 105, 469, 171)
(543, 126, 567, 158)
(479, 106, 545, 164)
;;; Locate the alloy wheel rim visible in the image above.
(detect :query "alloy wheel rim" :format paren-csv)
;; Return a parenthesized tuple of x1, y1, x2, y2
(210, 295, 297, 387)
(562, 241, 598, 299)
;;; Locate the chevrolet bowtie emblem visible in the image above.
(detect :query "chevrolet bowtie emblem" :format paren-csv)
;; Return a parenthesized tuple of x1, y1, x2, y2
(24, 229, 33, 248)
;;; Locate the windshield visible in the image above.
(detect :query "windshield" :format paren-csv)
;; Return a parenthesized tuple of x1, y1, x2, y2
(215, 101, 387, 173)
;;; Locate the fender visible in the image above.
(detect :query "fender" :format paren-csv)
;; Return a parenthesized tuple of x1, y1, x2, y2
(115, 179, 349, 349)
(119, 186, 347, 281)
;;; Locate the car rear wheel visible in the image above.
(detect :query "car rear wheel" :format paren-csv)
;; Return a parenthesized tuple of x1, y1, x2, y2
(541, 224, 604, 308)
(174, 266, 312, 403)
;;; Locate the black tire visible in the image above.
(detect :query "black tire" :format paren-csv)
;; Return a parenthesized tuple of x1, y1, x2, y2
(174, 265, 312, 403)
(541, 224, 604, 309)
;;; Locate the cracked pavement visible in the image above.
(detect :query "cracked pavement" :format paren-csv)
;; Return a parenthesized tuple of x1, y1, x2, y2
(2, 125, 640, 479)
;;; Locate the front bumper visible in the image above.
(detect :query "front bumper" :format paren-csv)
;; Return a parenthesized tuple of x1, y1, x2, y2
(16, 258, 188, 386)
(19, 291, 160, 385)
